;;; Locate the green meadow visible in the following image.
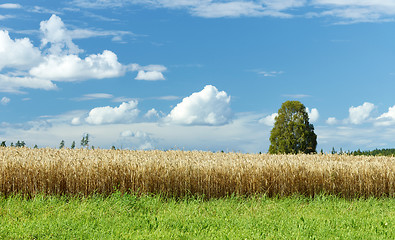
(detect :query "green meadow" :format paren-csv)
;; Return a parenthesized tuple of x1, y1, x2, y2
(0, 193, 393, 239)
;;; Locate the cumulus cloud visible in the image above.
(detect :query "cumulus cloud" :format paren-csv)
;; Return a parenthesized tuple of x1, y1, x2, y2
(85, 100, 140, 125)
(166, 85, 232, 126)
(0, 30, 42, 71)
(40, 14, 82, 55)
(306, 107, 319, 123)
(30, 50, 125, 81)
(71, 117, 81, 125)
(1, 96, 10, 105)
(144, 108, 160, 119)
(348, 102, 375, 124)
(130, 64, 167, 81)
(120, 130, 156, 150)
(0, 14, 166, 93)
(375, 105, 395, 126)
(135, 70, 165, 81)
(326, 117, 338, 125)
(258, 113, 278, 126)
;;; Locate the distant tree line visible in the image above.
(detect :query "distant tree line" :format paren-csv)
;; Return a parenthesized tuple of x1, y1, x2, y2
(349, 148, 395, 156)
(325, 147, 395, 156)
(0, 134, 95, 150)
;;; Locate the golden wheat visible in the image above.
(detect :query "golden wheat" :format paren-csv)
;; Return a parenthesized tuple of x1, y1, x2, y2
(0, 147, 393, 198)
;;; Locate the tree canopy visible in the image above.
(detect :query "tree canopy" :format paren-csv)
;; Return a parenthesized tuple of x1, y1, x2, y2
(269, 101, 317, 154)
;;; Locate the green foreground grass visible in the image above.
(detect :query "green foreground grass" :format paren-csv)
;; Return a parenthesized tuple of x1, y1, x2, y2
(0, 193, 393, 239)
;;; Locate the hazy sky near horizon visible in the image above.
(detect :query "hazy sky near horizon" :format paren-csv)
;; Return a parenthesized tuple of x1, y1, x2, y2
(1, 0, 395, 152)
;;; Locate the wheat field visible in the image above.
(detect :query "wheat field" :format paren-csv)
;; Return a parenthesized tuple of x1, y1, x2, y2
(0, 147, 394, 198)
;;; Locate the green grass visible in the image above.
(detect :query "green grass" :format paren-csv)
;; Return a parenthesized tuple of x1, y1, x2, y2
(0, 193, 393, 239)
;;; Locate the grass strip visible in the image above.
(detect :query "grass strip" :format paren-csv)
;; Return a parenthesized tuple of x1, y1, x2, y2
(0, 193, 393, 239)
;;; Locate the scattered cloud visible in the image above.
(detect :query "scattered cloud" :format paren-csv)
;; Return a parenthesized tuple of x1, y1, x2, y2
(112, 96, 135, 103)
(70, 0, 395, 23)
(1, 96, 10, 105)
(130, 64, 167, 81)
(144, 108, 160, 119)
(258, 113, 278, 126)
(166, 85, 232, 126)
(75, 93, 114, 101)
(29, 50, 125, 82)
(135, 70, 165, 81)
(0, 74, 56, 93)
(155, 96, 180, 101)
(40, 15, 82, 55)
(258, 70, 284, 77)
(68, 29, 135, 42)
(375, 105, 395, 126)
(0, 30, 42, 71)
(282, 94, 310, 99)
(30, 6, 61, 15)
(306, 107, 319, 123)
(85, 100, 140, 125)
(312, 0, 395, 23)
(0, 3, 22, 9)
(71, 117, 81, 125)
(326, 117, 337, 125)
(0, 14, 166, 93)
(119, 130, 157, 150)
(348, 102, 375, 124)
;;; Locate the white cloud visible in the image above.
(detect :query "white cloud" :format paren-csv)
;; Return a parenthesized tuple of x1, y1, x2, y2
(0, 3, 22, 9)
(0, 15, 151, 92)
(40, 14, 82, 55)
(129, 64, 167, 72)
(0, 74, 57, 93)
(306, 107, 319, 123)
(71, 117, 81, 125)
(282, 94, 310, 98)
(135, 70, 165, 81)
(166, 85, 232, 126)
(85, 100, 140, 125)
(72, 0, 295, 18)
(0, 30, 42, 71)
(144, 108, 160, 119)
(156, 96, 180, 101)
(1, 96, 10, 105)
(375, 105, 395, 126)
(76, 93, 114, 101)
(262, 0, 306, 10)
(130, 64, 167, 81)
(326, 117, 338, 125)
(71, 0, 395, 22)
(313, 0, 395, 23)
(348, 102, 375, 124)
(29, 50, 125, 82)
(258, 70, 284, 77)
(68, 29, 134, 41)
(119, 130, 156, 150)
(191, 2, 266, 18)
(258, 113, 278, 126)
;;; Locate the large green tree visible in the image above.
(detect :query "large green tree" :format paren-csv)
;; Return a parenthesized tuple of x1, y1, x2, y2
(269, 101, 317, 154)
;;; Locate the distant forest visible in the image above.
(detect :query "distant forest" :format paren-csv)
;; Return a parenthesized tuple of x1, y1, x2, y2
(349, 148, 395, 156)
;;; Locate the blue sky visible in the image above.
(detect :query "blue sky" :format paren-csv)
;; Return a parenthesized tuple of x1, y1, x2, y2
(1, 0, 395, 152)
